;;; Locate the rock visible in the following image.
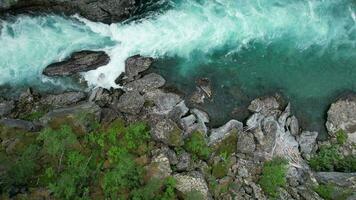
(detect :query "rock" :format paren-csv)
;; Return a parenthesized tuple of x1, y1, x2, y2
(248, 96, 280, 115)
(144, 90, 182, 115)
(100, 108, 121, 124)
(191, 108, 210, 124)
(180, 114, 197, 132)
(43, 51, 109, 76)
(89, 87, 112, 107)
(196, 78, 212, 98)
(160, 146, 178, 165)
(0, 100, 15, 117)
(1, 0, 153, 24)
(124, 73, 166, 92)
(326, 96, 356, 143)
(287, 115, 299, 136)
(40, 92, 86, 107)
(118, 55, 154, 83)
(315, 172, 356, 188)
(0, 118, 41, 132)
(150, 118, 184, 147)
(40, 102, 101, 126)
(146, 153, 172, 180)
(117, 91, 144, 114)
(174, 172, 210, 199)
(237, 132, 256, 155)
(298, 131, 318, 158)
(168, 101, 189, 121)
(209, 120, 243, 146)
(176, 151, 192, 172)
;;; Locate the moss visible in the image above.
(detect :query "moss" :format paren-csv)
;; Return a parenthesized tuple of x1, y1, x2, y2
(184, 131, 210, 160)
(314, 183, 353, 200)
(336, 129, 348, 145)
(212, 130, 238, 156)
(185, 189, 204, 200)
(258, 157, 288, 198)
(168, 126, 184, 147)
(21, 110, 46, 121)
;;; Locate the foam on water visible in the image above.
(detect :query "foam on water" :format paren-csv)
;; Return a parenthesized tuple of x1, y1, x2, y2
(1, 0, 354, 89)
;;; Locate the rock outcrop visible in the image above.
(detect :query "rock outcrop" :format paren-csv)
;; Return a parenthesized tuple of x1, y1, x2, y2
(43, 51, 109, 76)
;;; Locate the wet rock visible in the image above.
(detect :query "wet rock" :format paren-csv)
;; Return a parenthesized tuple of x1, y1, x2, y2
(124, 73, 166, 92)
(315, 172, 356, 188)
(189, 78, 213, 104)
(117, 91, 144, 114)
(0, 100, 15, 117)
(298, 131, 318, 158)
(118, 55, 153, 83)
(209, 120, 243, 146)
(89, 87, 112, 107)
(43, 51, 109, 76)
(1, 0, 146, 24)
(248, 96, 281, 115)
(40, 92, 86, 107)
(150, 117, 184, 147)
(237, 132, 256, 155)
(174, 172, 210, 199)
(196, 78, 212, 98)
(0, 118, 40, 132)
(176, 151, 192, 172)
(326, 96, 356, 143)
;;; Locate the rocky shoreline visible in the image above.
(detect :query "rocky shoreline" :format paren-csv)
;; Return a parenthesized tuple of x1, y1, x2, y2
(0, 54, 355, 199)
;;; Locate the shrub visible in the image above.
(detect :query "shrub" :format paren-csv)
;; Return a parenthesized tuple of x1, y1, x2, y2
(258, 157, 288, 198)
(336, 130, 348, 145)
(184, 131, 210, 160)
(309, 145, 356, 172)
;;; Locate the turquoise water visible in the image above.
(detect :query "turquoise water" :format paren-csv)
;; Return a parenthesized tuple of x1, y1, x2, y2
(0, 0, 355, 134)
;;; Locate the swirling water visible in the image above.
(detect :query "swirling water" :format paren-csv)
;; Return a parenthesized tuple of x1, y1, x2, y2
(0, 0, 355, 134)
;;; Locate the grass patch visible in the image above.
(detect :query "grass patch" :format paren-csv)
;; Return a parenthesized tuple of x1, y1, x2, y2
(314, 183, 353, 200)
(336, 130, 348, 145)
(184, 131, 210, 160)
(258, 157, 288, 198)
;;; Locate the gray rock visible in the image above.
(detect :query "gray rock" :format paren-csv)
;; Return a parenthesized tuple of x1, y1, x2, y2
(123, 55, 153, 82)
(237, 132, 256, 155)
(209, 120, 243, 146)
(117, 91, 144, 114)
(191, 108, 210, 124)
(287, 115, 299, 136)
(147, 153, 172, 180)
(196, 78, 212, 98)
(248, 96, 280, 115)
(176, 151, 192, 172)
(89, 87, 112, 107)
(124, 73, 165, 92)
(174, 172, 210, 200)
(100, 108, 121, 124)
(43, 51, 109, 76)
(326, 96, 356, 143)
(315, 172, 356, 188)
(161, 146, 178, 165)
(150, 118, 184, 147)
(298, 131, 318, 157)
(144, 90, 182, 115)
(40, 92, 86, 107)
(180, 114, 197, 132)
(168, 101, 189, 121)
(0, 100, 15, 117)
(0, 118, 40, 132)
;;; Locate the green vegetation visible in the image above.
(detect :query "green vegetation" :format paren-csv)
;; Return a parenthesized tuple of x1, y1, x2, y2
(21, 110, 46, 121)
(309, 144, 356, 172)
(336, 130, 348, 145)
(258, 157, 288, 198)
(184, 131, 210, 160)
(0, 117, 181, 199)
(314, 183, 353, 200)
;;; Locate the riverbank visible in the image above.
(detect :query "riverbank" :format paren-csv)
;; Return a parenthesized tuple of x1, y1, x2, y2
(0, 55, 355, 199)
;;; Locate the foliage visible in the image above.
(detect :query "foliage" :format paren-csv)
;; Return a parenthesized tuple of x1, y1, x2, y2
(314, 183, 353, 200)
(258, 157, 288, 198)
(21, 110, 46, 121)
(309, 144, 356, 172)
(131, 177, 177, 200)
(184, 131, 210, 160)
(336, 130, 348, 145)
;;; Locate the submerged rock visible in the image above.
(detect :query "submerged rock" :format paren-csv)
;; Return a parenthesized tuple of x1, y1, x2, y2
(326, 95, 356, 143)
(43, 51, 109, 76)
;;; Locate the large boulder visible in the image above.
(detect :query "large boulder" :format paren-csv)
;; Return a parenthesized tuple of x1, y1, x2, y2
(43, 51, 109, 76)
(117, 91, 145, 115)
(40, 92, 86, 107)
(117, 55, 154, 84)
(144, 90, 182, 115)
(315, 172, 356, 188)
(298, 131, 318, 158)
(124, 73, 166, 93)
(1, 0, 156, 24)
(173, 172, 210, 199)
(150, 117, 184, 147)
(326, 96, 356, 143)
(209, 119, 243, 146)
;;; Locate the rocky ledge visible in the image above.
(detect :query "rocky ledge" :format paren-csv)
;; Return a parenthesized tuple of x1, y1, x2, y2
(0, 55, 355, 199)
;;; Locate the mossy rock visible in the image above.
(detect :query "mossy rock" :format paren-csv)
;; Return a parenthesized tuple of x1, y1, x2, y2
(168, 126, 184, 147)
(211, 130, 238, 156)
(212, 161, 229, 179)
